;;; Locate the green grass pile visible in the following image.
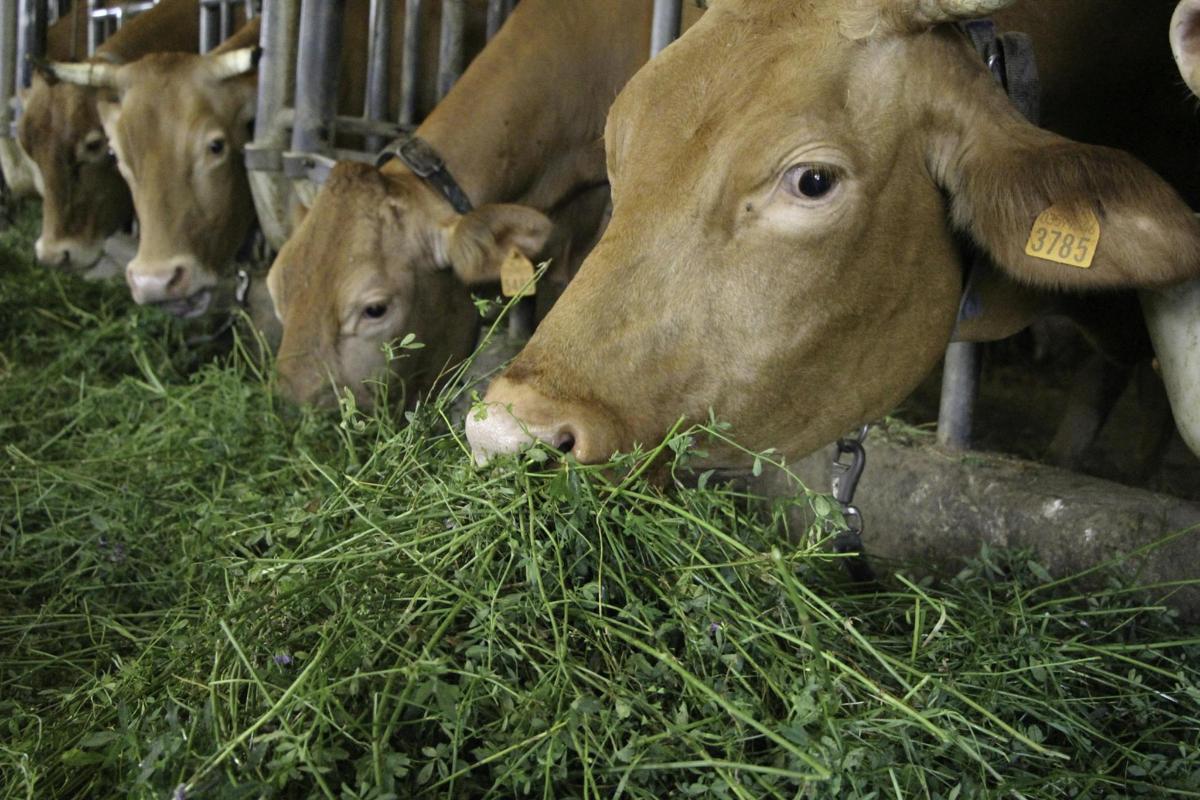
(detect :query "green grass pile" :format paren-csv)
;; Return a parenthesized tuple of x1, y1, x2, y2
(2, 201, 1199, 799)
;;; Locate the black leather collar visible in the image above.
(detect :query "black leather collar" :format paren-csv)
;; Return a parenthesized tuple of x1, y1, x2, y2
(377, 135, 474, 214)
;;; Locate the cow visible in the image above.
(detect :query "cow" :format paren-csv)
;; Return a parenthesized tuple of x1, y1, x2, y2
(465, 0, 1200, 471)
(17, 0, 202, 274)
(266, 0, 704, 410)
(0, 1, 91, 198)
(49, 2, 488, 338)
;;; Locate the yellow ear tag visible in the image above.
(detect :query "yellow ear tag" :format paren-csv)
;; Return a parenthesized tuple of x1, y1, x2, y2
(1024, 206, 1101, 269)
(500, 249, 536, 298)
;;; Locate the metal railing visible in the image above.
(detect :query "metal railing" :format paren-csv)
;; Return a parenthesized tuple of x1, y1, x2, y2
(200, 0, 258, 53)
(247, 0, 520, 249)
(87, 1, 156, 55)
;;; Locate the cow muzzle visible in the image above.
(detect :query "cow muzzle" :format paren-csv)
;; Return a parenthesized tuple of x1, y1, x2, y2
(35, 235, 103, 272)
(126, 255, 217, 318)
(466, 375, 621, 466)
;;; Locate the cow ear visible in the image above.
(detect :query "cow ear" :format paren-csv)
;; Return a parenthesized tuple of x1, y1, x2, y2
(441, 204, 553, 286)
(932, 103, 1200, 291)
(1173, 0, 1200, 97)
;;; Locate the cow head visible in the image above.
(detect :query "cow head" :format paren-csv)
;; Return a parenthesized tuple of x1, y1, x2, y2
(467, 0, 1200, 468)
(266, 162, 552, 410)
(18, 67, 132, 271)
(51, 49, 258, 317)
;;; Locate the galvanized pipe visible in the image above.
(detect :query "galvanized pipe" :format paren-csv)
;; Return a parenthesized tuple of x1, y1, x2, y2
(363, 0, 391, 151)
(437, 0, 464, 100)
(251, 0, 296, 150)
(486, 0, 513, 40)
(398, 0, 420, 126)
(936, 341, 979, 450)
(17, 0, 45, 89)
(219, 0, 232, 40)
(289, 0, 344, 156)
(1, 0, 19, 133)
(650, 0, 681, 57)
(199, 1, 218, 51)
(87, 0, 99, 54)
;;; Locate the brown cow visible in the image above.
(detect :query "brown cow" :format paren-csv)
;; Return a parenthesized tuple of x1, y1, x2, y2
(0, 1, 91, 197)
(467, 0, 1200, 468)
(51, 2, 487, 335)
(266, 0, 704, 410)
(17, 0, 201, 273)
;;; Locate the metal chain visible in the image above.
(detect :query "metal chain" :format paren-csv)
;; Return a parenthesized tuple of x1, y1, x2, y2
(828, 425, 874, 581)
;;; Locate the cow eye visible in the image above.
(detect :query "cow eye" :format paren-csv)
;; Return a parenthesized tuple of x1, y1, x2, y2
(84, 138, 105, 154)
(784, 165, 839, 200)
(208, 137, 226, 157)
(363, 303, 389, 320)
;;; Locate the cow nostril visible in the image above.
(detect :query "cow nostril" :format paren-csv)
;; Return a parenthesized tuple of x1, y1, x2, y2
(167, 266, 187, 291)
(554, 432, 576, 454)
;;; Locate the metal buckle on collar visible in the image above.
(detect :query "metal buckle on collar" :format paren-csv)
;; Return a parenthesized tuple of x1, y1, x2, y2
(393, 136, 444, 179)
(377, 135, 474, 214)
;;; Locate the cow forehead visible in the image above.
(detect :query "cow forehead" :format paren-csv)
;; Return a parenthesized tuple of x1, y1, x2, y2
(22, 82, 98, 155)
(277, 166, 424, 311)
(606, 8, 888, 200)
(118, 60, 241, 132)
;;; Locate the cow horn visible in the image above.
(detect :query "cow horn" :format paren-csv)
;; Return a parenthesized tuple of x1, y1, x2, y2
(42, 60, 120, 89)
(907, 0, 1017, 25)
(209, 47, 261, 81)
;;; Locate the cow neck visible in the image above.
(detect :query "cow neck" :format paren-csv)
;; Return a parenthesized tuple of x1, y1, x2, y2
(402, 1, 639, 211)
(93, 0, 202, 64)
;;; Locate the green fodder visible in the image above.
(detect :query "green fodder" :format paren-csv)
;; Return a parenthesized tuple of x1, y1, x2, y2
(1, 200, 1198, 799)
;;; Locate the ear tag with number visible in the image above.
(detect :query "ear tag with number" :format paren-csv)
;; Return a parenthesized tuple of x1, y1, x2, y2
(500, 249, 536, 298)
(1025, 205, 1101, 269)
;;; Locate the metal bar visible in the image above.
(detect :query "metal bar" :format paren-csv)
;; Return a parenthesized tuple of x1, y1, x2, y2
(199, 1, 219, 52)
(250, 0, 295, 152)
(245, 0, 297, 248)
(289, 0, 343, 156)
(936, 341, 980, 450)
(650, 0, 681, 57)
(86, 0, 98, 53)
(398, 0, 420, 126)
(17, 0, 46, 89)
(1, 0, 19, 135)
(362, 0, 390, 151)
(219, 0, 231, 41)
(486, 0, 512, 40)
(437, 0, 464, 101)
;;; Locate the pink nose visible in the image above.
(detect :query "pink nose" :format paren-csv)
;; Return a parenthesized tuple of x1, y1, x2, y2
(35, 237, 101, 271)
(126, 261, 192, 305)
(466, 376, 618, 465)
